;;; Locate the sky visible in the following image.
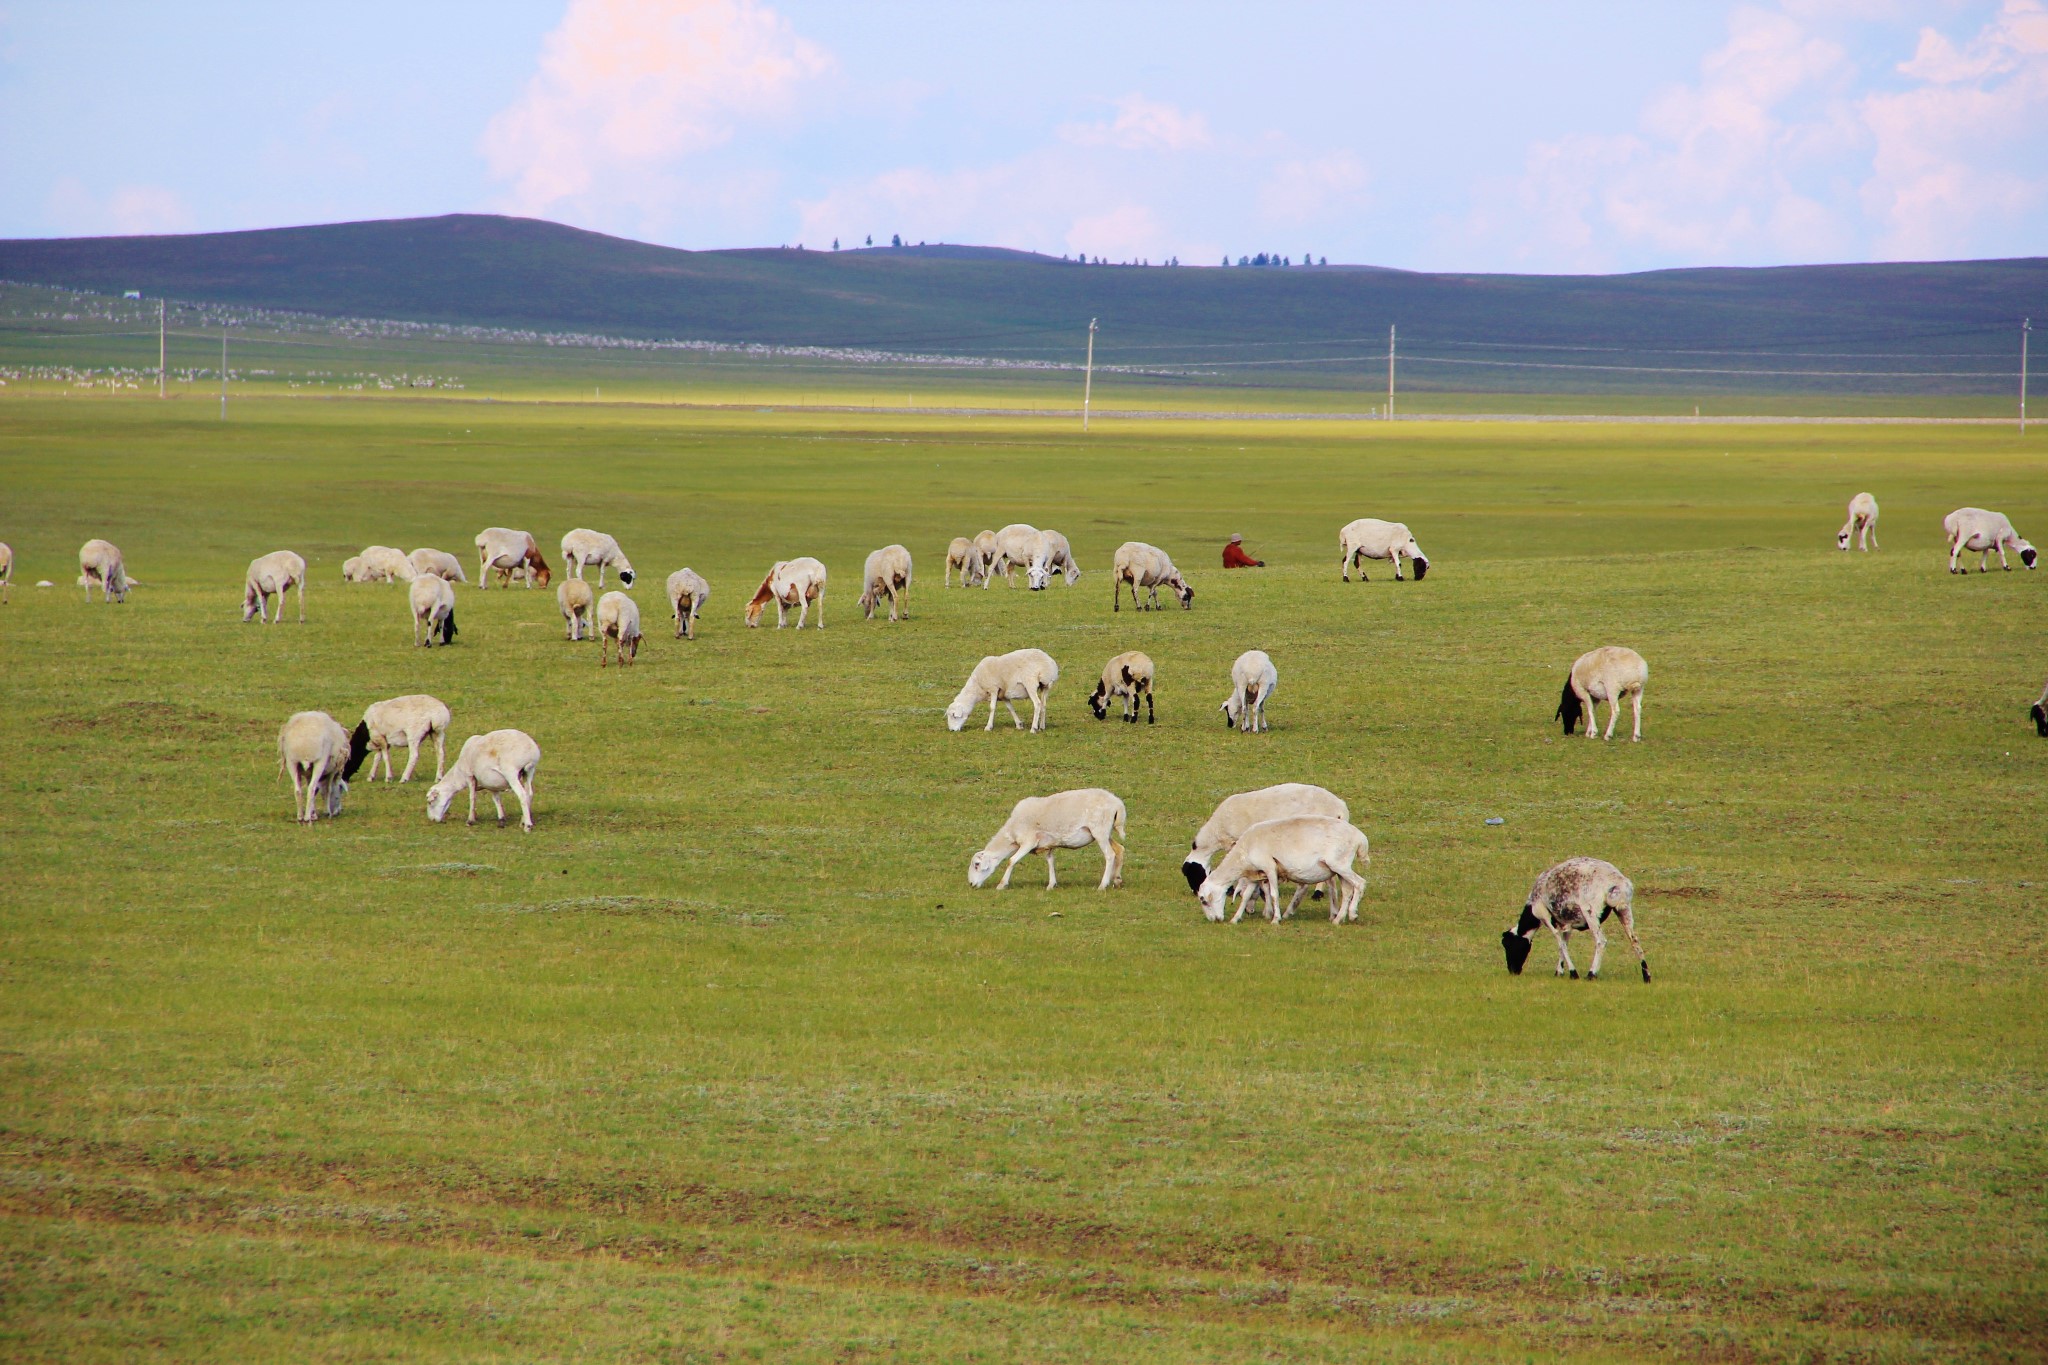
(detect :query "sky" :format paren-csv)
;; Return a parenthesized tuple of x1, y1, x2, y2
(2, 1, 2043, 273)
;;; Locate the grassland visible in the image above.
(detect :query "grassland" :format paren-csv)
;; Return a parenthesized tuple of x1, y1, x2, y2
(1, 394, 2044, 1362)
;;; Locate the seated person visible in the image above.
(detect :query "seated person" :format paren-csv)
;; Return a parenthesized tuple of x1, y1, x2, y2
(1222, 533, 1264, 568)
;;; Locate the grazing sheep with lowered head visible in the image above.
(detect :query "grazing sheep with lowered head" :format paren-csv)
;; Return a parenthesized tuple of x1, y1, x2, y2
(1112, 541, 1192, 611)
(596, 591, 641, 666)
(667, 568, 710, 638)
(968, 788, 1127, 890)
(361, 694, 451, 782)
(1502, 856, 1649, 981)
(1945, 507, 2036, 573)
(243, 550, 307, 624)
(558, 578, 594, 640)
(745, 557, 827, 628)
(1837, 493, 1880, 551)
(1221, 650, 1277, 733)
(560, 528, 634, 586)
(408, 547, 468, 584)
(427, 729, 541, 831)
(859, 545, 914, 621)
(0, 541, 12, 603)
(946, 648, 1060, 732)
(1557, 646, 1647, 741)
(475, 528, 551, 589)
(945, 536, 987, 587)
(79, 539, 128, 602)
(277, 710, 369, 824)
(409, 574, 458, 647)
(972, 530, 1002, 588)
(1088, 650, 1155, 724)
(1339, 518, 1428, 581)
(1024, 529, 1080, 590)
(1196, 815, 1369, 925)
(346, 545, 415, 582)
(1181, 782, 1348, 899)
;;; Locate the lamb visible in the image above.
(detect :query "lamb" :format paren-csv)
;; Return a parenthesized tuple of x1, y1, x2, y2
(242, 550, 307, 624)
(0, 541, 11, 603)
(426, 729, 542, 831)
(560, 528, 635, 586)
(558, 578, 594, 640)
(1024, 529, 1080, 589)
(859, 544, 914, 621)
(1501, 856, 1650, 982)
(409, 573, 459, 647)
(989, 523, 1042, 587)
(1339, 518, 1429, 581)
(1088, 650, 1155, 724)
(2030, 677, 2048, 737)
(744, 557, 828, 628)
(1196, 816, 1369, 925)
(277, 710, 369, 824)
(666, 568, 710, 638)
(1837, 493, 1880, 551)
(1944, 507, 2036, 573)
(972, 530, 1002, 588)
(596, 590, 641, 666)
(1111, 541, 1193, 611)
(1220, 650, 1278, 732)
(1556, 646, 1648, 741)
(945, 648, 1060, 732)
(475, 528, 551, 589)
(79, 539, 129, 602)
(1181, 783, 1349, 895)
(967, 788, 1126, 890)
(345, 546, 414, 583)
(360, 694, 451, 782)
(945, 536, 987, 587)
(408, 547, 469, 583)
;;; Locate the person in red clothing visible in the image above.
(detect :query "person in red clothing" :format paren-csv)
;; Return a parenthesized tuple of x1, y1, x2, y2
(1222, 533, 1263, 568)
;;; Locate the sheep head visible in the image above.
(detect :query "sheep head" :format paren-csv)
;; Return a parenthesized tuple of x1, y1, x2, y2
(1409, 552, 1429, 581)
(1087, 684, 1110, 720)
(425, 779, 457, 823)
(1836, 528, 1852, 550)
(2032, 702, 2048, 737)
(1195, 873, 1231, 922)
(2020, 542, 2038, 569)
(967, 850, 1003, 887)
(944, 697, 973, 731)
(1501, 929, 1533, 975)
(1555, 678, 1583, 734)
(1173, 578, 1193, 609)
(1026, 562, 1051, 591)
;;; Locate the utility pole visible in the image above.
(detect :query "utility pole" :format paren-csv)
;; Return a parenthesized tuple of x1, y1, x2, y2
(1386, 324, 1396, 419)
(157, 299, 166, 399)
(2023, 318, 2032, 434)
(1082, 318, 1098, 432)
(220, 328, 227, 421)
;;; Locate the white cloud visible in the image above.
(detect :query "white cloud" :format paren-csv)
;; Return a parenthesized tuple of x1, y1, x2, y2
(1258, 152, 1369, 224)
(481, 0, 831, 232)
(1058, 95, 1211, 151)
(45, 178, 195, 236)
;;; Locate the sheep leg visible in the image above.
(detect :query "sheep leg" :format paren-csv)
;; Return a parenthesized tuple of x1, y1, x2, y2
(433, 731, 445, 781)
(596, 563, 607, 587)
(303, 758, 328, 823)
(399, 733, 421, 783)
(1145, 689, 1154, 725)
(1284, 881, 1311, 917)
(1341, 547, 1350, 582)
(997, 845, 1031, 890)
(490, 791, 507, 825)
(796, 597, 809, 628)
(1630, 690, 1643, 742)
(1095, 828, 1123, 889)
(1004, 699, 1024, 730)
(465, 783, 478, 826)
(1585, 917, 1610, 978)
(288, 764, 306, 823)
(1615, 906, 1650, 981)
(1113, 575, 1122, 611)
(1043, 852, 1058, 889)
(296, 576, 305, 624)
(984, 694, 1000, 731)
(1552, 927, 1578, 978)
(1262, 868, 1286, 923)
(1332, 866, 1366, 923)
(511, 775, 534, 831)
(1030, 688, 1047, 733)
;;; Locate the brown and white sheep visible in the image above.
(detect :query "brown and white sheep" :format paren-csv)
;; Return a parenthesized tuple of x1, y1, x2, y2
(475, 528, 551, 588)
(1501, 856, 1649, 981)
(744, 557, 827, 628)
(1088, 650, 1155, 724)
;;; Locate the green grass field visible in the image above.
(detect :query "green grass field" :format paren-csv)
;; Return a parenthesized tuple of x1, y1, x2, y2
(2, 394, 2044, 1362)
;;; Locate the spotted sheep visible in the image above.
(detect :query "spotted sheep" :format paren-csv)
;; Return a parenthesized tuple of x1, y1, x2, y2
(427, 729, 541, 831)
(1944, 507, 2036, 573)
(1196, 815, 1369, 925)
(560, 529, 635, 587)
(242, 550, 307, 624)
(409, 573, 459, 647)
(1556, 646, 1648, 742)
(666, 568, 710, 638)
(1111, 541, 1192, 611)
(79, 539, 129, 602)
(859, 544, 914, 621)
(1837, 493, 1880, 551)
(1338, 518, 1429, 581)
(1221, 650, 1277, 732)
(360, 694, 451, 782)
(277, 710, 369, 824)
(745, 557, 828, 629)
(945, 648, 1059, 732)
(475, 528, 551, 588)
(967, 787, 1126, 890)
(1501, 856, 1650, 982)
(1088, 650, 1155, 724)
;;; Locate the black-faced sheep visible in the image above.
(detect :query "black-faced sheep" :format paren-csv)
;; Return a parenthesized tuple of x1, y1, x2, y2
(1501, 856, 1649, 981)
(1556, 646, 1647, 741)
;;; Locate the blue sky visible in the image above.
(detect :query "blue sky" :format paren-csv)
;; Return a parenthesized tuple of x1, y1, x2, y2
(2, 1, 2043, 271)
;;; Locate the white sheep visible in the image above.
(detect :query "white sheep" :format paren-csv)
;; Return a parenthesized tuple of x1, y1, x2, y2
(967, 788, 1127, 890)
(475, 528, 552, 588)
(972, 530, 1002, 588)
(1339, 518, 1429, 581)
(1181, 783, 1349, 896)
(1837, 493, 1880, 551)
(666, 568, 710, 638)
(945, 648, 1060, 732)
(277, 710, 369, 824)
(859, 544, 913, 621)
(408, 547, 469, 584)
(0, 541, 12, 603)
(409, 573, 459, 647)
(1556, 646, 1647, 741)
(596, 590, 641, 666)
(79, 539, 129, 602)
(1220, 650, 1277, 733)
(744, 557, 827, 628)
(1088, 650, 1155, 724)
(1196, 816, 1369, 925)
(361, 694, 451, 782)
(988, 523, 1041, 588)
(427, 729, 541, 831)
(558, 578, 594, 640)
(1944, 507, 2037, 573)
(1024, 529, 1080, 589)
(945, 536, 987, 587)
(242, 550, 307, 624)
(1111, 541, 1193, 611)
(1501, 856, 1650, 982)
(354, 545, 415, 582)
(560, 528, 635, 586)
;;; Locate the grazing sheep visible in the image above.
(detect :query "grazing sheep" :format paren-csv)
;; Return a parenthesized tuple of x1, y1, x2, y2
(1181, 783, 1349, 896)
(1339, 518, 1429, 581)
(344, 546, 413, 582)
(560, 528, 635, 587)
(1556, 646, 1648, 742)
(744, 557, 828, 629)
(427, 729, 541, 831)
(2030, 677, 2048, 737)
(988, 524, 1041, 587)
(972, 530, 1002, 588)
(945, 536, 987, 587)
(967, 788, 1127, 890)
(277, 710, 369, 824)
(1837, 493, 1880, 551)
(666, 568, 710, 638)
(408, 547, 468, 584)
(1088, 650, 1156, 724)
(361, 694, 451, 783)
(596, 591, 641, 666)
(1220, 650, 1278, 733)
(341, 555, 368, 582)
(1111, 541, 1193, 611)
(0, 541, 11, 603)
(1945, 507, 2037, 573)
(945, 648, 1060, 732)
(79, 539, 129, 602)
(1501, 856, 1649, 982)
(1197, 816, 1369, 925)
(859, 544, 914, 621)
(475, 528, 551, 589)
(409, 574, 459, 647)
(242, 550, 307, 624)
(558, 578, 594, 640)
(1025, 529, 1080, 589)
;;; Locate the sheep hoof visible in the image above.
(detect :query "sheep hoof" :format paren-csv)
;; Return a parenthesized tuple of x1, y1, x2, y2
(1569, 969, 1578, 979)
(1641, 963, 1652, 983)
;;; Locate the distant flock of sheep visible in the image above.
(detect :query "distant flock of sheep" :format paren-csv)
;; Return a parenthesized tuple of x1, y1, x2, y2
(8, 492, 2039, 979)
